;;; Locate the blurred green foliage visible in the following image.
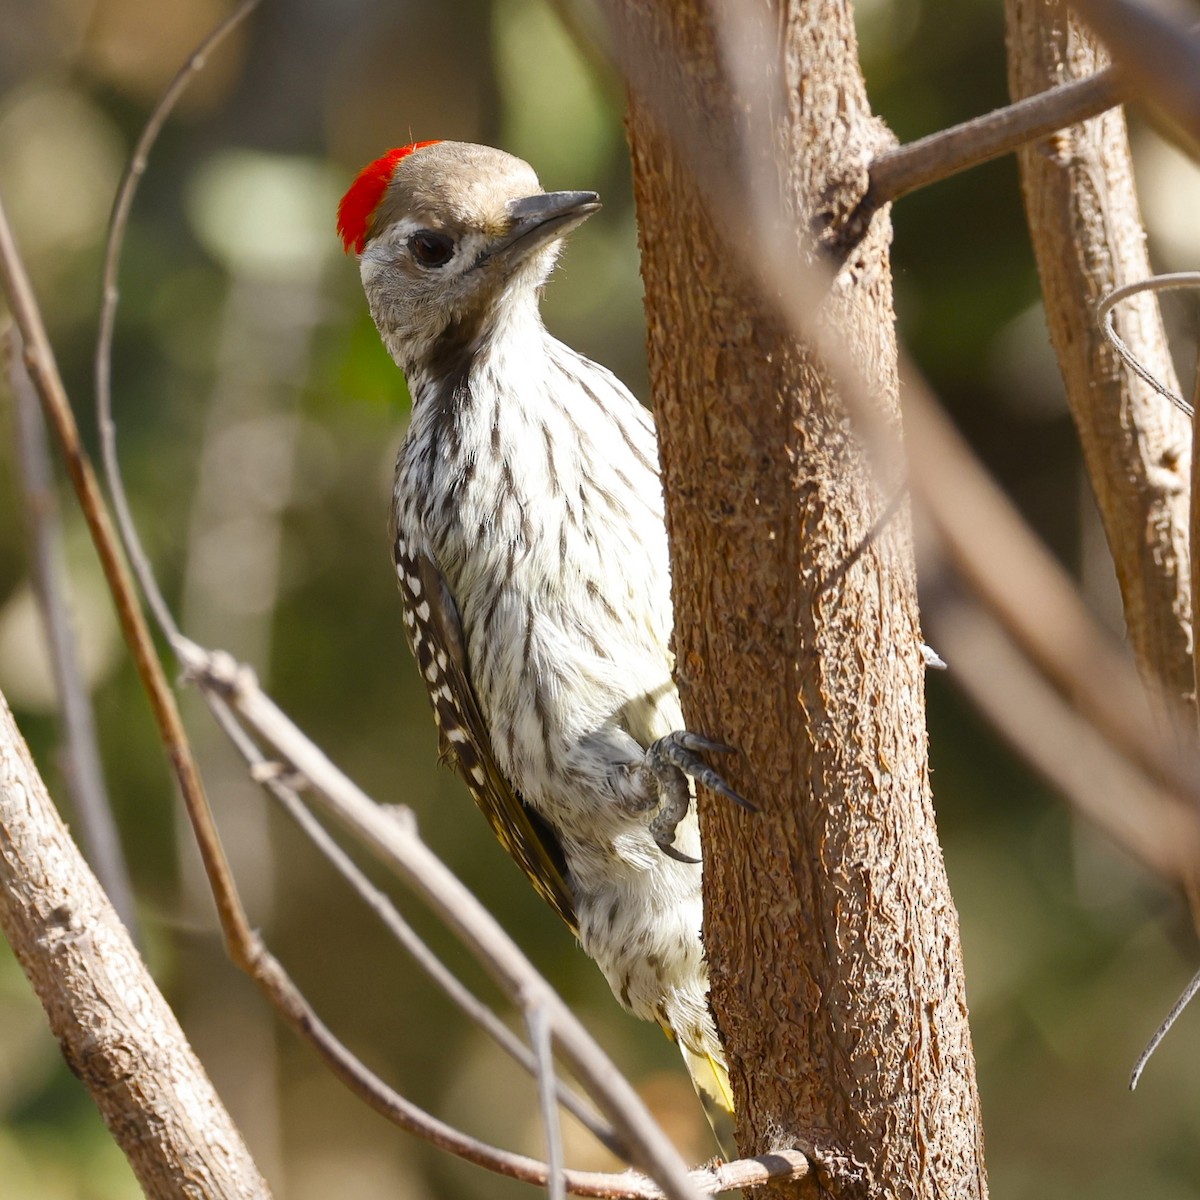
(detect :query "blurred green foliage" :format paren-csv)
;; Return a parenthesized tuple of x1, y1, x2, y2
(0, 0, 1199, 1197)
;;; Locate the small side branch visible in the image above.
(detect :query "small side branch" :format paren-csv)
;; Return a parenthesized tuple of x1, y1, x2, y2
(848, 64, 1129, 238)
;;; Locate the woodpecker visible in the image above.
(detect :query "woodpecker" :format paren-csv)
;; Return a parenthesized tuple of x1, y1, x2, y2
(337, 140, 751, 1131)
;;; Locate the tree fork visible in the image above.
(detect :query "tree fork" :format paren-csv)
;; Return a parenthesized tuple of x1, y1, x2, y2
(605, 0, 987, 1194)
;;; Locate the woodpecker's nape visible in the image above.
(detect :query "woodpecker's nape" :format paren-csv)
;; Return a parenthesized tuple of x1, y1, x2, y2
(339, 139, 751, 1149)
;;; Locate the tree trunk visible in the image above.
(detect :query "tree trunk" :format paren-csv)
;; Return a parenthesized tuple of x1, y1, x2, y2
(0, 688, 271, 1200)
(607, 0, 987, 1194)
(1006, 0, 1193, 719)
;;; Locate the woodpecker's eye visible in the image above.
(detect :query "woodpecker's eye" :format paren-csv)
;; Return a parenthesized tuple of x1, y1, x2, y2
(408, 231, 455, 268)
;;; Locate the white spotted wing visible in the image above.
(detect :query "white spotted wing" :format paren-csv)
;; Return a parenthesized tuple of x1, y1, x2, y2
(394, 537, 578, 932)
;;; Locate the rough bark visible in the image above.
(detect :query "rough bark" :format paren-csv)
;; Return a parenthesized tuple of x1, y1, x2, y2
(1006, 0, 1193, 718)
(0, 688, 271, 1200)
(608, 0, 987, 1195)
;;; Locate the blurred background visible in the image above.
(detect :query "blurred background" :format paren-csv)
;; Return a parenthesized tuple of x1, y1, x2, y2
(0, 0, 1199, 1196)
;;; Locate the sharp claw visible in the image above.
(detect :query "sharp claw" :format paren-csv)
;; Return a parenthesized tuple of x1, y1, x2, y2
(676, 731, 736, 756)
(709, 779, 758, 813)
(657, 839, 701, 864)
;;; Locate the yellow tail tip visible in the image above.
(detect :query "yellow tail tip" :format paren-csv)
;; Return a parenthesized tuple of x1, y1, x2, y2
(679, 1042, 735, 1156)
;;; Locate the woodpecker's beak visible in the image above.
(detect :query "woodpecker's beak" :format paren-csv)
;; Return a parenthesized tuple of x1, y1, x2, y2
(492, 191, 601, 264)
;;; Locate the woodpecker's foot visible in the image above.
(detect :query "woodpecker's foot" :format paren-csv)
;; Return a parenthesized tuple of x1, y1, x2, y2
(639, 732, 755, 862)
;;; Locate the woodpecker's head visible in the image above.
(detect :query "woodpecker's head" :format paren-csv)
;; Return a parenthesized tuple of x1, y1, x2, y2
(338, 140, 600, 373)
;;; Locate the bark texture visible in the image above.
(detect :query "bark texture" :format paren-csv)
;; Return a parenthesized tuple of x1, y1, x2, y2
(1006, 0, 1193, 716)
(0, 689, 271, 1200)
(609, 0, 986, 1195)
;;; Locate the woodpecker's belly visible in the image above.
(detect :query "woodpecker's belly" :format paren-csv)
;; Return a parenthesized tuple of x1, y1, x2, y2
(392, 345, 718, 1053)
(447, 533, 715, 1046)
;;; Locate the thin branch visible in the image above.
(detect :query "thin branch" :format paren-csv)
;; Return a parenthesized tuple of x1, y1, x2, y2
(4, 326, 140, 942)
(95, 0, 262, 647)
(529, 1003, 567, 1200)
(221, 696, 624, 1156)
(178, 697, 640, 1194)
(905, 368, 1200, 880)
(177, 644, 713, 1199)
(1130, 964, 1200, 1089)
(0, 192, 255, 962)
(925, 574, 1198, 880)
(851, 63, 1130, 235)
(1097, 272, 1200, 417)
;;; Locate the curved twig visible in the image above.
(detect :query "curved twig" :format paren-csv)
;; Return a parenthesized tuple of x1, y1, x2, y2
(94, 0, 261, 647)
(1130, 965, 1200, 1089)
(1097, 272, 1200, 417)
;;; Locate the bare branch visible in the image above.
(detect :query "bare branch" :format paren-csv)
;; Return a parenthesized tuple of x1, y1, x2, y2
(1130, 964, 1200, 1088)
(0, 687, 270, 1198)
(4, 327, 140, 942)
(925, 575, 1198, 879)
(177, 644, 717, 1200)
(227, 698, 624, 1155)
(529, 1003, 567, 1200)
(855, 63, 1131, 233)
(907, 389, 1200, 877)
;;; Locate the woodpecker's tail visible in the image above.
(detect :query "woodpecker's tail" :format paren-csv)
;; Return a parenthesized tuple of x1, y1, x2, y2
(678, 1040, 735, 1157)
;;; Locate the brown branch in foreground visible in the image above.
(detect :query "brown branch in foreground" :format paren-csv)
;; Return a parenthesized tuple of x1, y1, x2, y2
(925, 574, 1200, 881)
(218, 693, 628, 1160)
(0, 688, 270, 1199)
(1007, 0, 1193, 725)
(848, 62, 1130, 238)
(905, 374, 1200, 882)
(1069, 0, 1200, 152)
